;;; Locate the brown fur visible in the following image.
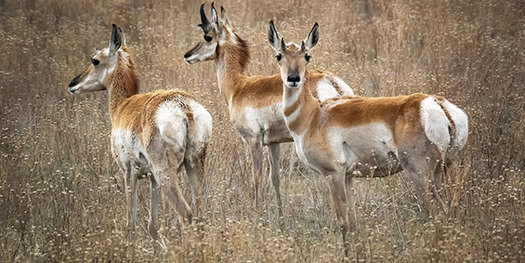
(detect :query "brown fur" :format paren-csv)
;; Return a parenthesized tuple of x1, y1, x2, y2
(190, 31, 338, 111)
(322, 93, 429, 144)
(108, 47, 197, 149)
(229, 69, 331, 111)
(112, 90, 197, 149)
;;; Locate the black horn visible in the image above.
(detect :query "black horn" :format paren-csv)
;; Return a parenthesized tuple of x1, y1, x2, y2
(199, 3, 210, 30)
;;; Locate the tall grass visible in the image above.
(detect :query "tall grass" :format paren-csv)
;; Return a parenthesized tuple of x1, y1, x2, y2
(1, 0, 523, 261)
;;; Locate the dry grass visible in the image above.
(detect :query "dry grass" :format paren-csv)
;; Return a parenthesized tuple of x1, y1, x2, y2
(1, 0, 524, 262)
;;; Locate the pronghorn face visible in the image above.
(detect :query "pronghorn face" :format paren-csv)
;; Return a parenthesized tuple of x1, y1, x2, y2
(268, 21, 319, 88)
(68, 24, 123, 94)
(184, 3, 232, 64)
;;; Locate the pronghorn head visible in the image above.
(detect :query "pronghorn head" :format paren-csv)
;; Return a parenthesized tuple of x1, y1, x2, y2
(268, 21, 319, 88)
(68, 24, 124, 94)
(184, 2, 235, 64)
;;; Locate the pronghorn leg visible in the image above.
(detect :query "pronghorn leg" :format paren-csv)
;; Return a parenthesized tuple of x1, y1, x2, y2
(149, 174, 161, 240)
(184, 146, 207, 220)
(247, 138, 264, 210)
(130, 168, 139, 228)
(400, 156, 434, 215)
(399, 140, 444, 216)
(433, 159, 449, 213)
(116, 160, 134, 228)
(150, 148, 193, 225)
(345, 176, 357, 233)
(168, 177, 193, 224)
(268, 144, 284, 228)
(324, 171, 350, 258)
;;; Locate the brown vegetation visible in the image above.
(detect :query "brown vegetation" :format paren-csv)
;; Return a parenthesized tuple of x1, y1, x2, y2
(1, 0, 523, 261)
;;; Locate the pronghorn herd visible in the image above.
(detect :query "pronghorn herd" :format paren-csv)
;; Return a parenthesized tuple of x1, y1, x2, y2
(68, 2, 468, 256)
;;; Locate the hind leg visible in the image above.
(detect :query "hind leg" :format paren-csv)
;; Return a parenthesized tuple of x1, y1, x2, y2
(149, 174, 161, 239)
(150, 148, 193, 227)
(184, 146, 207, 219)
(399, 138, 446, 216)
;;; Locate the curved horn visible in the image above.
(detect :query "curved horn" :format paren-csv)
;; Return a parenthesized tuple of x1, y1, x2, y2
(199, 3, 210, 28)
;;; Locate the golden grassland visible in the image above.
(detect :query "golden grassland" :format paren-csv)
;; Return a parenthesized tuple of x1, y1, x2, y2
(0, 0, 524, 261)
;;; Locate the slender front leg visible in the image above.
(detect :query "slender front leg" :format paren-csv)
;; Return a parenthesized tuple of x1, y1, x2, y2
(116, 160, 133, 228)
(247, 138, 264, 210)
(324, 171, 350, 258)
(149, 174, 161, 239)
(268, 144, 284, 229)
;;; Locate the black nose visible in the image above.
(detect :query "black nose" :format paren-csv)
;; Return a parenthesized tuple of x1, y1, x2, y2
(183, 52, 191, 59)
(287, 75, 300, 83)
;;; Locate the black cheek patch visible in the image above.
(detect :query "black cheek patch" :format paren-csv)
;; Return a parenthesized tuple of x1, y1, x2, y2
(68, 72, 83, 87)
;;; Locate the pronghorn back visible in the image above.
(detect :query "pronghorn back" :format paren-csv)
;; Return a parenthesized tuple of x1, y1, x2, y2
(112, 89, 201, 149)
(309, 93, 467, 154)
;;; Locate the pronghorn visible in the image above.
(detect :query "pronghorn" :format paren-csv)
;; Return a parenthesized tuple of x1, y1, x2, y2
(68, 24, 212, 239)
(268, 22, 468, 255)
(184, 3, 354, 224)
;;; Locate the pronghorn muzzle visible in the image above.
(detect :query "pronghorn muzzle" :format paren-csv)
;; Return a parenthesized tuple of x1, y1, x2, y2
(286, 68, 301, 87)
(68, 71, 86, 93)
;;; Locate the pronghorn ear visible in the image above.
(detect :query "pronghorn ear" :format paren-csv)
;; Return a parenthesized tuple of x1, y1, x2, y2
(220, 6, 230, 26)
(210, 2, 223, 30)
(304, 22, 319, 50)
(109, 24, 123, 55)
(268, 20, 282, 52)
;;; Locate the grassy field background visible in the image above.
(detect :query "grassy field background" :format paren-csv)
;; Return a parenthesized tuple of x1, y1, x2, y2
(1, 0, 524, 261)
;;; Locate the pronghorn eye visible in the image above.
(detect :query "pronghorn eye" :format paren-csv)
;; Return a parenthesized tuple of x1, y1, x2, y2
(91, 59, 100, 66)
(276, 54, 282, 61)
(305, 54, 311, 62)
(204, 35, 213, 42)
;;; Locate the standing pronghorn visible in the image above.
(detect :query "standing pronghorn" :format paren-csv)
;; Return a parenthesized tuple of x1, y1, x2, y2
(68, 24, 213, 239)
(268, 22, 468, 255)
(184, 3, 354, 224)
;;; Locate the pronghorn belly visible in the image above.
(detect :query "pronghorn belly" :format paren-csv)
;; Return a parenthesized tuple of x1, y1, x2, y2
(239, 102, 292, 145)
(315, 75, 354, 101)
(327, 123, 402, 177)
(112, 128, 152, 178)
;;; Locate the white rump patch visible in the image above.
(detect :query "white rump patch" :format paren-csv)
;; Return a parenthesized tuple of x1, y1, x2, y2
(316, 77, 340, 101)
(155, 100, 188, 150)
(443, 100, 469, 150)
(188, 100, 213, 145)
(420, 97, 451, 152)
(315, 76, 355, 102)
(331, 76, 354, 96)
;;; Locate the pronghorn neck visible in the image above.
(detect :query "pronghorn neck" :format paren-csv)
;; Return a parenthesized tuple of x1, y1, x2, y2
(215, 32, 249, 105)
(282, 73, 320, 135)
(108, 47, 139, 121)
